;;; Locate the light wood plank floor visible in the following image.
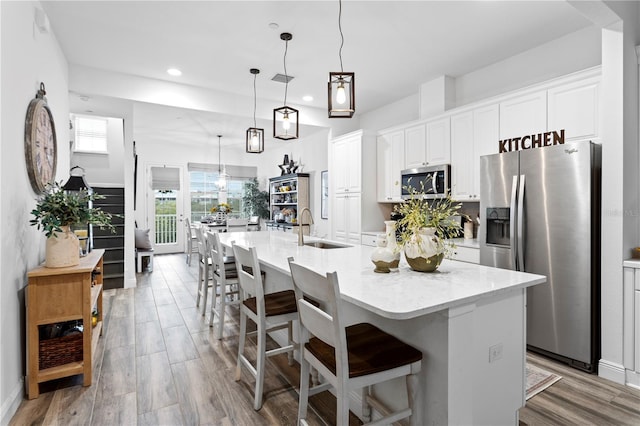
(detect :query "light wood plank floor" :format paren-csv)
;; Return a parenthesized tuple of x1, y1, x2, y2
(10, 253, 640, 425)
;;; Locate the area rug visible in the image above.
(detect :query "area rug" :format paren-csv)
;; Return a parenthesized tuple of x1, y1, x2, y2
(526, 364, 562, 400)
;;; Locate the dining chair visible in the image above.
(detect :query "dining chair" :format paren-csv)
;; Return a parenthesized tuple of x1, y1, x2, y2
(287, 258, 423, 426)
(207, 231, 240, 339)
(194, 226, 213, 314)
(232, 242, 297, 410)
(226, 217, 249, 232)
(184, 218, 198, 265)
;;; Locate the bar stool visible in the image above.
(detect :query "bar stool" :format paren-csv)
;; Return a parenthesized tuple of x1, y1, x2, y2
(232, 242, 297, 410)
(207, 231, 239, 339)
(288, 258, 423, 425)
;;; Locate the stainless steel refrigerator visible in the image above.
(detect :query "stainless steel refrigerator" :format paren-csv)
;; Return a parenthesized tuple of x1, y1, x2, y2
(479, 141, 601, 372)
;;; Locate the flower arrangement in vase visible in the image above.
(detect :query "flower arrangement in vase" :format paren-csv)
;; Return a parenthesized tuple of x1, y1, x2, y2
(210, 202, 232, 213)
(394, 180, 467, 272)
(30, 182, 115, 267)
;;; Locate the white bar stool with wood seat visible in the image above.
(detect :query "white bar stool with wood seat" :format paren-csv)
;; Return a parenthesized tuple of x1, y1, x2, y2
(288, 258, 423, 426)
(232, 242, 297, 410)
(207, 231, 239, 339)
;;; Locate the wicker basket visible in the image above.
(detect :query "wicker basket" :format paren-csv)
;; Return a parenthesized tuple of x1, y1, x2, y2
(39, 332, 83, 370)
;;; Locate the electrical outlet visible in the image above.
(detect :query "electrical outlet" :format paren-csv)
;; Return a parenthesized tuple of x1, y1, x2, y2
(489, 343, 503, 363)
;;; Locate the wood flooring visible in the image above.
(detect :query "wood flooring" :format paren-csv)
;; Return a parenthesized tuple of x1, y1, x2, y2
(9, 253, 640, 425)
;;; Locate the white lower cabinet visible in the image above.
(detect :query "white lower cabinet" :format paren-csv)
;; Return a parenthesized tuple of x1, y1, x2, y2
(333, 193, 361, 245)
(450, 245, 480, 264)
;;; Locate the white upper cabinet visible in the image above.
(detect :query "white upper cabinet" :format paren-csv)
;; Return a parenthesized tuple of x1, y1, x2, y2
(333, 134, 361, 193)
(450, 111, 474, 200)
(547, 76, 599, 142)
(499, 90, 547, 140)
(377, 131, 404, 202)
(404, 124, 427, 169)
(426, 117, 451, 165)
(451, 104, 499, 201)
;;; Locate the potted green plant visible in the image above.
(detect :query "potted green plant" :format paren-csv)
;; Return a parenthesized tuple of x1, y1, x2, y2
(394, 181, 467, 272)
(30, 181, 115, 268)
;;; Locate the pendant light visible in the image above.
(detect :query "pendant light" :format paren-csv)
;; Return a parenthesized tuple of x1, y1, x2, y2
(246, 68, 264, 153)
(328, 0, 355, 118)
(216, 135, 228, 191)
(273, 32, 299, 140)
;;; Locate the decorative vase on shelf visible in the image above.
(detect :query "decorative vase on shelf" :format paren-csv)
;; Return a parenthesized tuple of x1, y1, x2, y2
(370, 234, 398, 273)
(403, 227, 444, 272)
(45, 225, 80, 268)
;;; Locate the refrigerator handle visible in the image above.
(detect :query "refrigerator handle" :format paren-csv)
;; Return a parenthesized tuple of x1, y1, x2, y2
(510, 175, 518, 270)
(517, 175, 525, 271)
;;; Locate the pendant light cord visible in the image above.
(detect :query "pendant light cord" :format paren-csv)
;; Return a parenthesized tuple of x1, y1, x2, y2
(283, 38, 289, 106)
(253, 73, 257, 128)
(218, 135, 222, 174)
(338, 0, 344, 72)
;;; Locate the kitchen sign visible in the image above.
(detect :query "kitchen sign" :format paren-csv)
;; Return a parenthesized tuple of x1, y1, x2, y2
(499, 129, 565, 153)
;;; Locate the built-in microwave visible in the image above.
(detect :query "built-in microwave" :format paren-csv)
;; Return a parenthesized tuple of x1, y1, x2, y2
(401, 164, 450, 199)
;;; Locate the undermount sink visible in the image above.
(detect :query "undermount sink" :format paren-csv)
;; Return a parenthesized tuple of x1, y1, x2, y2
(303, 241, 350, 249)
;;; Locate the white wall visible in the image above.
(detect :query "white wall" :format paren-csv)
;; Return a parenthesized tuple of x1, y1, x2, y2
(71, 116, 125, 187)
(1, 1, 70, 423)
(455, 26, 602, 107)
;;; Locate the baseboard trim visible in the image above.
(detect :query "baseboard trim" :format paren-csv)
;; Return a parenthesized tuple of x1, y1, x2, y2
(1, 378, 24, 425)
(598, 359, 626, 384)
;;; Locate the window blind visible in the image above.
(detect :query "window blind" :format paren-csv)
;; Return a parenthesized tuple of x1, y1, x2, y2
(74, 116, 108, 152)
(151, 166, 181, 190)
(187, 162, 257, 179)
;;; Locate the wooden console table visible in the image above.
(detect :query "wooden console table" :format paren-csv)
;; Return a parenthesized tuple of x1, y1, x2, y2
(26, 249, 104, 399)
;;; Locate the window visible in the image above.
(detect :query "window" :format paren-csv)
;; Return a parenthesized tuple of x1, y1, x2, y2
(189, 171, 248, 222)
(73, 115, 108, 153)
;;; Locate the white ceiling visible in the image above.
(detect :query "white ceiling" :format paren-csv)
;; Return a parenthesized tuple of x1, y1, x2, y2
(42, 0, 593, 146)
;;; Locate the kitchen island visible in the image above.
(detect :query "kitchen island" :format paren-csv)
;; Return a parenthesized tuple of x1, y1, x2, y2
(218, 231, 546, 425)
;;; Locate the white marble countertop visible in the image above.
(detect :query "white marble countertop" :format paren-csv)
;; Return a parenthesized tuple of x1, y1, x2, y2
(217, 231, 545, 320)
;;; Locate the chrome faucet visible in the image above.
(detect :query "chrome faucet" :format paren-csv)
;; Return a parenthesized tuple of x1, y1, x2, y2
(297, 207, 314, 246)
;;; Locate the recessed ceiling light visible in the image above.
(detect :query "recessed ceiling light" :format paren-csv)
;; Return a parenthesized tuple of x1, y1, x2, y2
(269, 22, 279, 30)
(167, 68, 182, 76)
(302, 95, 313, 102)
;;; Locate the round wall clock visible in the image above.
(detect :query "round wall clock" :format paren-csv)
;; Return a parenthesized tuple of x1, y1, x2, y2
(25, 82, 57, 194)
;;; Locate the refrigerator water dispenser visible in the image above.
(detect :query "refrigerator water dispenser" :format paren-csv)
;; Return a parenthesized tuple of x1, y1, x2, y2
(485, 207, 510, 246)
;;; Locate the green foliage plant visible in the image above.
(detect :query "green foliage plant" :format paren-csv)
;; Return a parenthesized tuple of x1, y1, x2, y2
(393, 178, 468, 258)
(30, 181, 115, 238)
(242, 178, 269, 219)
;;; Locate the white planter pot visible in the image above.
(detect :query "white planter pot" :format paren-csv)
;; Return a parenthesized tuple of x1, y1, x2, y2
(45, 225, 80, 268)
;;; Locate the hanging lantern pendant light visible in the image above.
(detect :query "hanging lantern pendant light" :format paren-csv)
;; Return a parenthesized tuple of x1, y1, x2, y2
(328, 0, 355, 118)
(246, 68, 264, 153)
(274, 32, 299, 140)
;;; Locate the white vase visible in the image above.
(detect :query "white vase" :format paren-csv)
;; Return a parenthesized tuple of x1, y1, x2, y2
(45, 225, 80, 268)
(370, 234, 398, 273)
(404, 227, 443, 272)
(383, 221, 401, 269)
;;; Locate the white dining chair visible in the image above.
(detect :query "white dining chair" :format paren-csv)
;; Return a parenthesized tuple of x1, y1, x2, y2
(288, 257, 423, 426)
(232, 242, 297, 410)
(194, 226, 213, 314)
(207, 231, 240, 339)
(184, 218, 198, 265)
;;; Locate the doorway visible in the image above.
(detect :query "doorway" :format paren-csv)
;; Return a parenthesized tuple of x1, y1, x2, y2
(147, 165, 184, 254)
